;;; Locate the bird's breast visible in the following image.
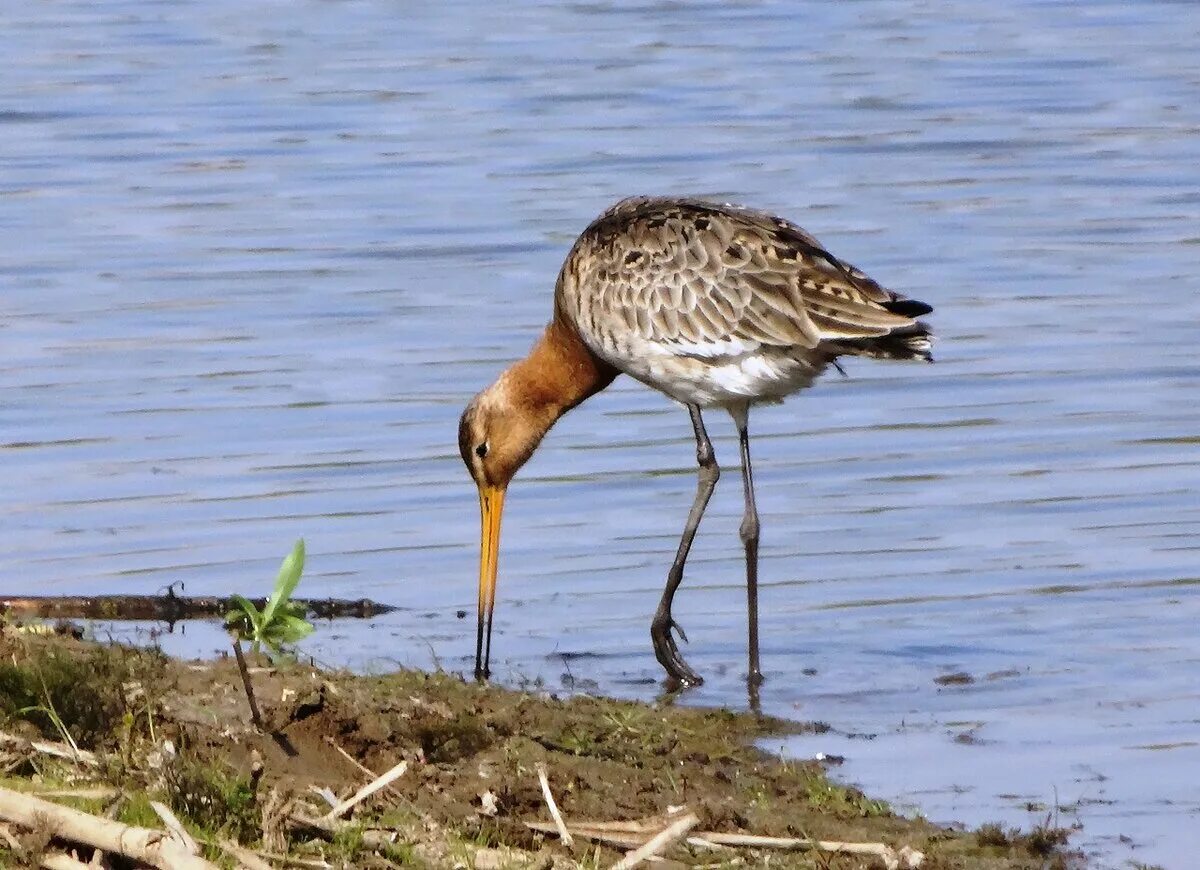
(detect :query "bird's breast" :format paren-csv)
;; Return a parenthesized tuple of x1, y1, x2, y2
(590, 332, 825, 408)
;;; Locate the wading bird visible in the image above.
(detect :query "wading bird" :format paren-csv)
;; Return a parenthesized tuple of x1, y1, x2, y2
(459, 196, 932, 687)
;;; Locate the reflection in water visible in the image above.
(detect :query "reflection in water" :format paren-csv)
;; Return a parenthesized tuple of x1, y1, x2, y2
(3, 2, 1199, 867)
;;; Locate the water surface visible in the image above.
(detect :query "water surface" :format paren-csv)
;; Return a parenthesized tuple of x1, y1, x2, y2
(3, 2, 1199, 867)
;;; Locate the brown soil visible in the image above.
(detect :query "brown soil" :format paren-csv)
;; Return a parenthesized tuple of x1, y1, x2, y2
(0, 632, 1083, 869)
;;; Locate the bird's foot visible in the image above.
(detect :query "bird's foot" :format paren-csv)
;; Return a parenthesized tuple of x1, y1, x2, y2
(651, 614, 704, 687)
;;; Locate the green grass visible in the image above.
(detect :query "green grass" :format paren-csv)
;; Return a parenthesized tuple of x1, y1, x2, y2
(163, 757, 259, 845)
(0, 639, 165, 748)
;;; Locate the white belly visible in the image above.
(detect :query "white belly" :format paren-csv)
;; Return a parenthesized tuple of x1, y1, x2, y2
(605, 340, 826, 408)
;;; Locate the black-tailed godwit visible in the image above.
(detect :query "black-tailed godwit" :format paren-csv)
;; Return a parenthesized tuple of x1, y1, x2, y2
(459, 196, 933, 687)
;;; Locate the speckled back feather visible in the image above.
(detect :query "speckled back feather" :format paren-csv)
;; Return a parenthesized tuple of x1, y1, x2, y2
(555, 196, 933, 367)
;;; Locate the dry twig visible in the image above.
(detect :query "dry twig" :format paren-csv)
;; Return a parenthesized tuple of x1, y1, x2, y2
(526, 815, 923, 870)
(329, 741, 407, 803)
(610, 811, 699, 870)
(686, 831, 922, 869)
(323, 759, 408, 820)
(330, 742, 377, 779)
(526, 817, 660, 850)
(260, 786, 294, 853)
(150, 800, 200, 856)
(535, 762, 573, 848)
(289, 808, 397, 850)
(251, 850, 332, 869)
(30, 788, 118, 802)
(219, 838, 276, 870)
(0, 732, 98, 766)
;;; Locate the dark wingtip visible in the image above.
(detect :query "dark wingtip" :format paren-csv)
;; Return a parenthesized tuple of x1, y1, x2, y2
(883, 298, 933, 318)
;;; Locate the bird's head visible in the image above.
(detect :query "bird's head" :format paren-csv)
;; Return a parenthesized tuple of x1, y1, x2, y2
(458, 379, 548, 493)
(458, 377, 556, 680)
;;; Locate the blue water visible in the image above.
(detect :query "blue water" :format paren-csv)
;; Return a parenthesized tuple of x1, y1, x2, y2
(3, 2, 1199, 867)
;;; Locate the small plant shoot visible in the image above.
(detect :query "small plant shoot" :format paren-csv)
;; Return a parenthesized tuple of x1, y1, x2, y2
(224, 538, 314, 661)
(223, 538, 313, 730)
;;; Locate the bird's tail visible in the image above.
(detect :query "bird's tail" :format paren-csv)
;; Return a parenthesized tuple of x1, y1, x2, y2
(826, 297, 934, 362)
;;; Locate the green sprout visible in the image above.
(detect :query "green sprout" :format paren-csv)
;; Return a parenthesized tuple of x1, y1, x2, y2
(224, 539, 313, 731)
(224, 539, 314, 661)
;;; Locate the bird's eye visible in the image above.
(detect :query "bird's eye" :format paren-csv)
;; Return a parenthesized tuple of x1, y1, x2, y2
(475, 443, 489, 458)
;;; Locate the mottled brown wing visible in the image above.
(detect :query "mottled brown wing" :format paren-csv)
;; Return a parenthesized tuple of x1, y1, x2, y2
(577, 197, 919, 357)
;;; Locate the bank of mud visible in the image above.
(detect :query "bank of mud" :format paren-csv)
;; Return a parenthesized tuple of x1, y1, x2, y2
(0, 632, 1079, 868)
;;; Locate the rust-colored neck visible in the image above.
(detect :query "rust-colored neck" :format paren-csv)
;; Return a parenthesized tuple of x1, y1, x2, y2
(505, 316, 617, 422)
(465, 317, 617, 489)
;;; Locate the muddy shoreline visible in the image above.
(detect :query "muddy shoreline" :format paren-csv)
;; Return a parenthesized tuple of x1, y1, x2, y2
(0, 631, 1080, 868)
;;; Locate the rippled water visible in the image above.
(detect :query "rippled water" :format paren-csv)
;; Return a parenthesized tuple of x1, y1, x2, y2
(4, 1, 1199, 867)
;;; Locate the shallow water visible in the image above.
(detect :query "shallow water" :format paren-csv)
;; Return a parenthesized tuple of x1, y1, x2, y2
(4, 1, 1199, 866)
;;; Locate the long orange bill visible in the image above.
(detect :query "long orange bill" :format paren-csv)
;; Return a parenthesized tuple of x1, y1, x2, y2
(475, 484, 506, 680)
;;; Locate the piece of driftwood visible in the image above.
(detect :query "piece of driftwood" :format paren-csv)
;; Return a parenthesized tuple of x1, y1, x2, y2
(329, 743, 407, 803)
(692, 832, 923, 869)
(526, 815, 923, 870)
(0, 593, 396, 623)
(610, 812, 699, 870)
(535, 762, 573, 848)
(328, 734, 408, 796)
(219, 838, 276, 870)
(323, 759, 408, 820)
(249, 849, 333, 869)
(150, 800, 200, 856)
(0, 785, 219, 870)
(29, 788, 118, 801)
(0, 732, 98, 766)
(527, 817, 656, 850)
(259, 786, 293, 854)
(288, 809, 398, 850)
(331, 743, 378, 780)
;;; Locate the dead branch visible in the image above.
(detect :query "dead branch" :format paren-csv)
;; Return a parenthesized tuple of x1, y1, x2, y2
(260, 786, 294, 853)
(687, 831, 922, 869)
(610, 811, 699, 870)
(323, 759, 408, 820)
(289, 808, 398, 850)
(328, 741, 408, 803)
(219, 838, 276, 870)
(525, 816, 923, 870)
(150, 800, 200, 856)
(0, 732, 98, 766)
(30, 788, 118, 801)
(535, 762, 573, 848)
(330, 742, 377, 779)
(251, 850, 333, 869)
(0, 785, 219, 870)
(526, 820, 654, 850)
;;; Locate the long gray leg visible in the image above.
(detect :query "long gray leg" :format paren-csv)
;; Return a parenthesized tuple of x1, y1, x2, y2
(651, 404, 718, 686)
(731, 403, 764, 687)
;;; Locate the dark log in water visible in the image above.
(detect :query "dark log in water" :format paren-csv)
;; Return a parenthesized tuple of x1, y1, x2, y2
(0, 592, 397, 622)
